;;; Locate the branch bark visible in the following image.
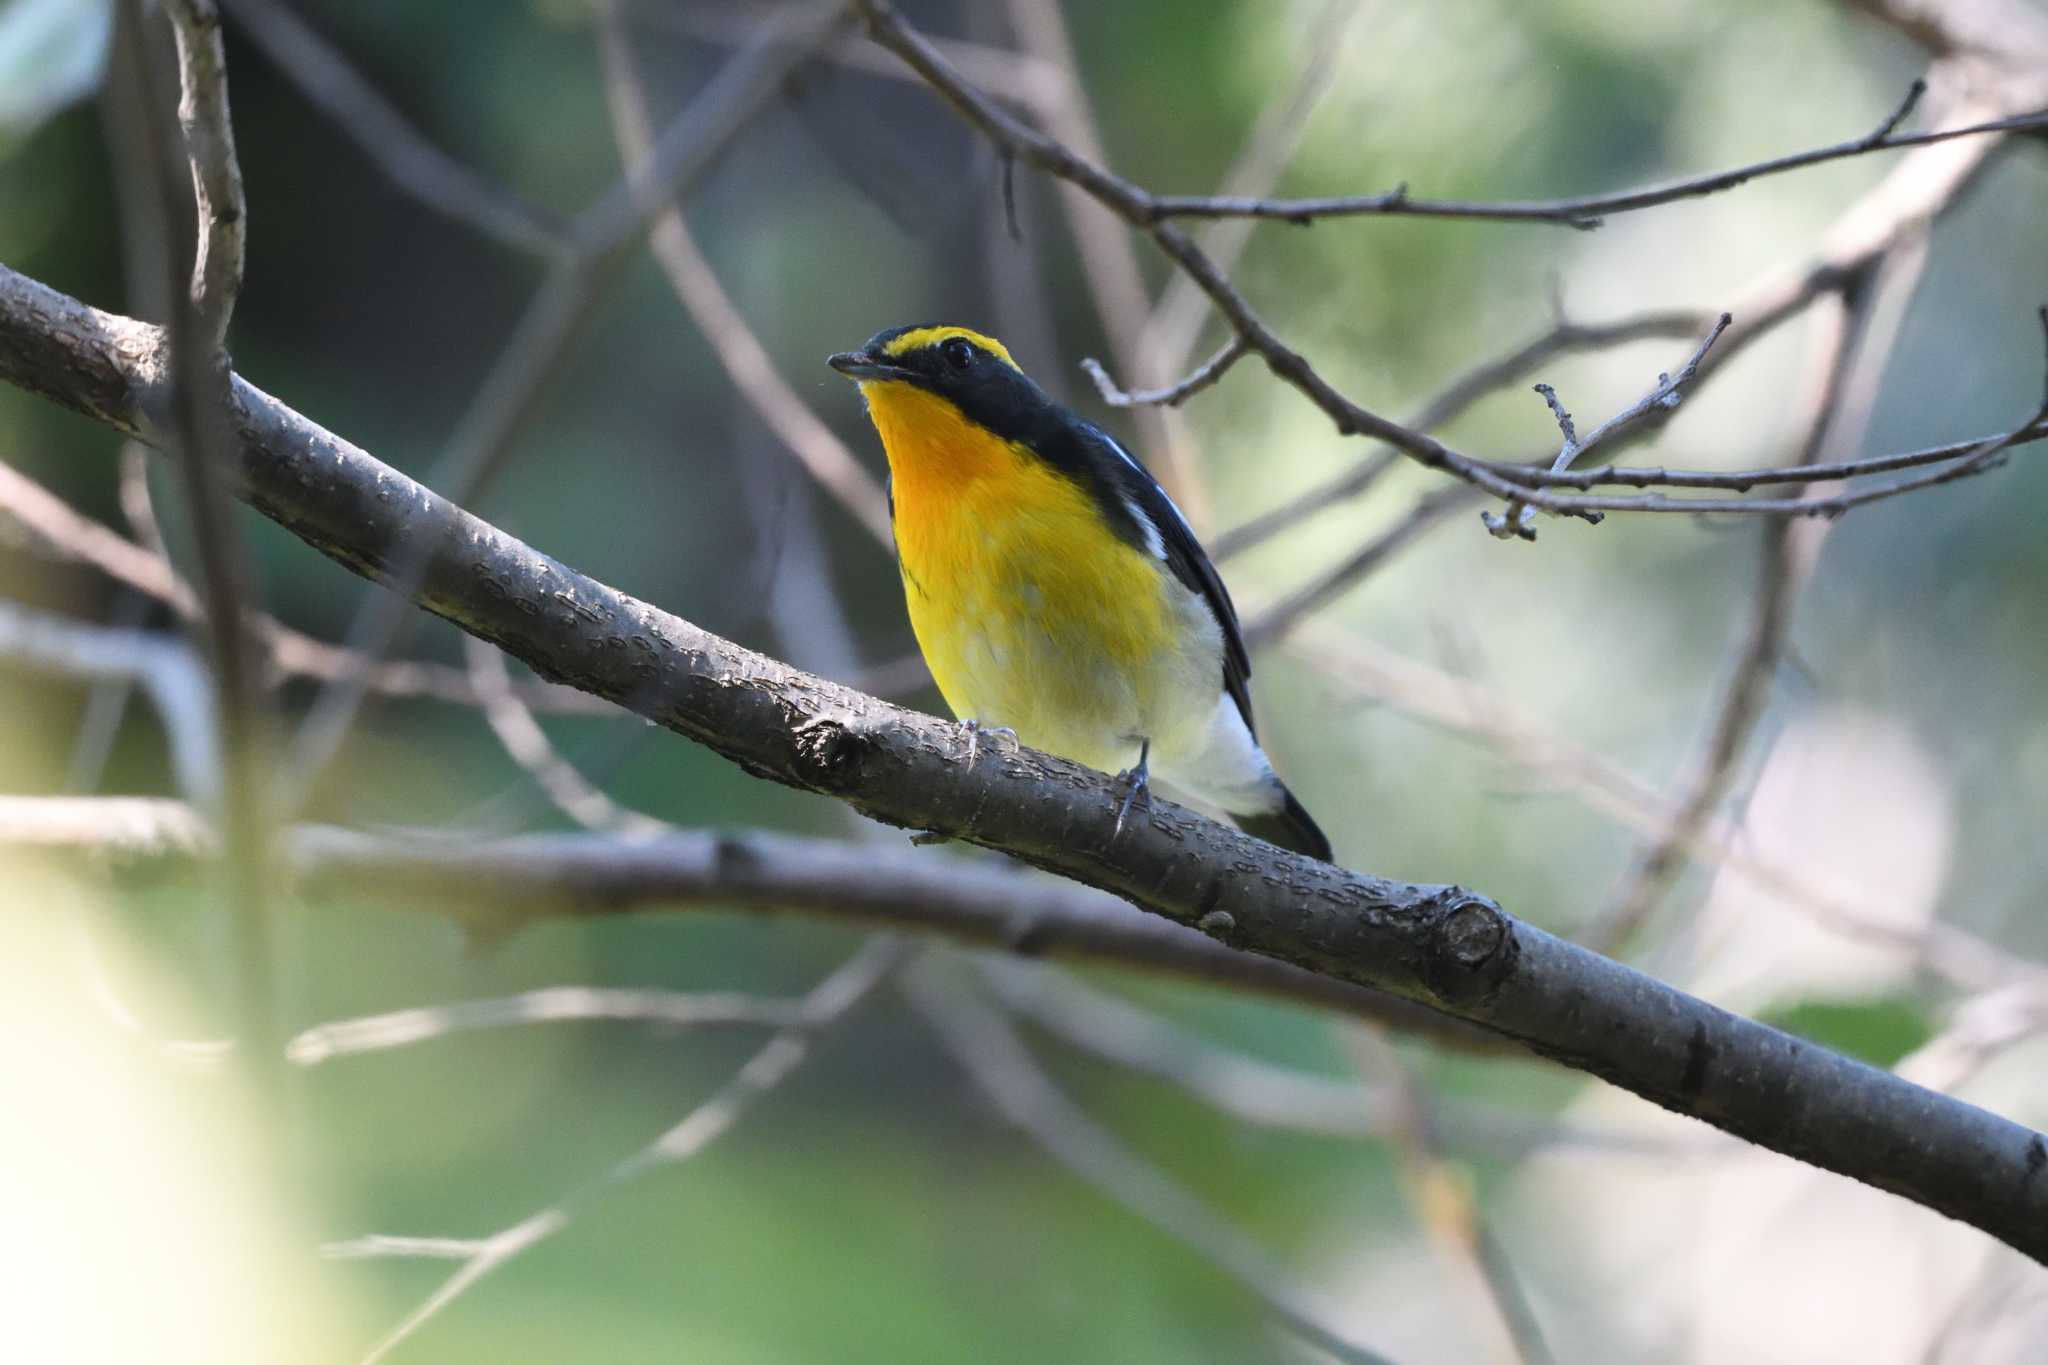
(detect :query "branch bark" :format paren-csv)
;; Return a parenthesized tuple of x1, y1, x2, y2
(3, 262, 2046, 1262)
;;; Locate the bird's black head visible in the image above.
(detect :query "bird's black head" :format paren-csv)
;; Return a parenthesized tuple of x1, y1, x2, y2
(828, 323, 1058, 443)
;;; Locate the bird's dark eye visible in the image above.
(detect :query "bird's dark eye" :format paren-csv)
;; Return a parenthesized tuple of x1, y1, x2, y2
(941, 337, 976, 372)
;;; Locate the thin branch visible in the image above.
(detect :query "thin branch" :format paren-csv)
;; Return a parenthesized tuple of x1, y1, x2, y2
(1486, 312, 1734, 539)
(627, 0, 1066, 107)
(6, 266, 2048, 1262)
(1146, 88, 2048, 228)
(220, 0, 570, 259)
(1581, 252, 1911, 954)
(1900, 980, 2048, 1094)
(851, 0, 2044, 525)
(281, 1, 851, 806)
(905, 960, 1399, 1365)
(1540, 313, 1732, 474)
(0, 795, 213, 854)
(0, 603, 217, 803)
(0, 451, 612, 712)
(160, 0, 245, 348)
(998, 0, 1207, 521)
(1211, 309, 1711, 562)
(141, 0, 277, 1062)
(1841, 0, 2048, 66)
(977, 958, 1692, 1158)
(5, 798, 1498, 1050)
(592, 0, 894, 545)
(1244, 482, 1479, 650)
(344, 938, 906, 1364)
(463, 635, 669, 835)
(1347, 1027, 1555, 1365)
(61, 590, 153, 795)
(287, 986, 808, 1065)
(1280, 617, 2039, 995)
(1137, 0, 1364, 373)
(1472, 390, 2048, 518)
(1475, 419, 2048, 490)
(1217, 65, 2027, 567)
(1080, 338, 1247, 408)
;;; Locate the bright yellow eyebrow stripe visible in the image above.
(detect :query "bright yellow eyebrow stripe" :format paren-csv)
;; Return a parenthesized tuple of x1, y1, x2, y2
(879, 325, 1018, 370)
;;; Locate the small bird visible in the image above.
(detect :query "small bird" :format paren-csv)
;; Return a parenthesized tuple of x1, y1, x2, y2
(828, 324, 1331, 861)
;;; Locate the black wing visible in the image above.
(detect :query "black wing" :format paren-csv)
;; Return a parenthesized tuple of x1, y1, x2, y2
(1066, 422, 1257, 738)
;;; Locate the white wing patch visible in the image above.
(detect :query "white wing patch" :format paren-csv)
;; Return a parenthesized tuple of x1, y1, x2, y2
(1122, 495, 1168, 560)
(1100, 427, 1191, 561)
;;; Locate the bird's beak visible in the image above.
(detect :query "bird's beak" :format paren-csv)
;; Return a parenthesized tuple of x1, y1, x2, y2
(827, 350, 914, 382)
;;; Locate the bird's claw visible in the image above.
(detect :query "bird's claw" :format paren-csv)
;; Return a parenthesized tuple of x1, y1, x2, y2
(963, 719, 1019, 766)
(1112, 739, 1152, 838)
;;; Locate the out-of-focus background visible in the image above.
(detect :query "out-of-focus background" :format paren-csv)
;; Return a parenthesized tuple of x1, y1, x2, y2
(4, 0, 2048, 1361)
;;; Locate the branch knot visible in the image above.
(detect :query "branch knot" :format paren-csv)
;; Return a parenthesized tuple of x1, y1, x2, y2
(1422, 888, 1515, 1006)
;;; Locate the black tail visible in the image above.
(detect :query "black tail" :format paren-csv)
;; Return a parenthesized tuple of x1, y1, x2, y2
(1231, 786, 1332, 863)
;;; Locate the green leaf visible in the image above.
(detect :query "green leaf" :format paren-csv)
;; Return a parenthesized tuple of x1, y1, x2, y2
(1760, 995, 1935, 1069)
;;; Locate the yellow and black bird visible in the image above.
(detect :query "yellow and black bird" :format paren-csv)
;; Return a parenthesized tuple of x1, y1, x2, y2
(828, 324, 1331, 861)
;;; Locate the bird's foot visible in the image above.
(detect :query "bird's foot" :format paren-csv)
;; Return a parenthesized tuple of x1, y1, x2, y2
(963, 719, 1019, 766)
(1112, 739, 1152, 838)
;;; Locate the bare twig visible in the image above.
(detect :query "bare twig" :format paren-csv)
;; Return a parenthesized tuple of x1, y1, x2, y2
(1841, 0, 2048, 66)
(60, 591, 153, 795)
(998, 0, 1205, 519)
(1137, 0, 1363, 373)
(1347, 1027, 1554, 1365)
(1486, 313, 1734, 538)
(0, 795, 214, 853)
(1475, 378, 2048, 518)
(1280, 617, 2041, 995)
(282, 1, 850, 807)
(592, 0, 893, 545)
(1211, 309, 1711, 562)
(1900, 981, 2048, 1093)
(977, 959, 1693, 1157)
(1582, 243, 1930, 955)
(220, 0, 569, 258)
(160, 0, 245, 348)
(0, 450, 611, 712)
(463, 636, 669, 835)
(1081, 338, 1247, 408)
(1145, 86, 2048, 227)
(142, 0, 277, 1060)
(0, 604, 217, 803)
(851, 0, 2045, 527)
(628, 0, 1065, 106)
(343, 938, 907, 1364)
(1244, 482, 1480, 649)
(1539, 314, 1732, 475)
(287, 986, 807, 1065)
(906, 960, 1399, 1365)
(1474, 419, 2048, 490)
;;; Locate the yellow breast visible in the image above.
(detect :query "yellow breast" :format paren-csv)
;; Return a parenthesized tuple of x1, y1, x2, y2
(861, 381, 1174, 767)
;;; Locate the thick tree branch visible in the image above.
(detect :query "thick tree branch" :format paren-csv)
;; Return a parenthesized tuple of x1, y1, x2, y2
(3, 266, 2046, 1262)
